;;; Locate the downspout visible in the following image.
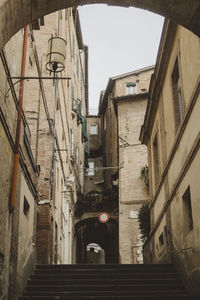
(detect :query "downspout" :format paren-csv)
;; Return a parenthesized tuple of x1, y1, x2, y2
(9, 25, 29, 212)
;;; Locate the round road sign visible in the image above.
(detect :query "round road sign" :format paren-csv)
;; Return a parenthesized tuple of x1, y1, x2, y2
(98, 212, 110, 223)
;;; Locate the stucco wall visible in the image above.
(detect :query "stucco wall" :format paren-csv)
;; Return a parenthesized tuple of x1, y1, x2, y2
(144, 25, 200, 292)
(0, 28, 37, 298)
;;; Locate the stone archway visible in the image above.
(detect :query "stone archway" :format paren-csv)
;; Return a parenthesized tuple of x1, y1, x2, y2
(75, 217, 119, 263)
(0, 0, 200, 51)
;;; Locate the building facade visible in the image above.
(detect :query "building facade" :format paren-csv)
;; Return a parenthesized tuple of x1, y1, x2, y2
(0, 29, 39, 299)
(140, 19, 200, 293)
(75, 114, 119, 264)
(23, 7, 88, 267)
(99, 66, 154, 263)
(0, 7, 88, 299)
(84, 116, 104, 195)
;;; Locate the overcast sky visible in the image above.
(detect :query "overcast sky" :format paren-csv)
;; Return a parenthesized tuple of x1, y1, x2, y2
(78, 4, 164, 114)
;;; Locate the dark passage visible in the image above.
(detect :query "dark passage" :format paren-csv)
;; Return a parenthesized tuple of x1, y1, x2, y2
(75, 217, 119, 264)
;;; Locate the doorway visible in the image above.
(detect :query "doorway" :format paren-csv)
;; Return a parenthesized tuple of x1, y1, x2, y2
(75, 217, 118, 263)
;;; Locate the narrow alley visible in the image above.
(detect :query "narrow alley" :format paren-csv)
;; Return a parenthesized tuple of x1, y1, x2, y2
(0, 1, 199, 299)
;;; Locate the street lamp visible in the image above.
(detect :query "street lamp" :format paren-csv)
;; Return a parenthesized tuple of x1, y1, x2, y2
(46, 36, 67, 74)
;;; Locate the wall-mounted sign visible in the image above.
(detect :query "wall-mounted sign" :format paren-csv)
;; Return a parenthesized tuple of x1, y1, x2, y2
(130, 210, 139, 219)
(98, 212, 110, 223)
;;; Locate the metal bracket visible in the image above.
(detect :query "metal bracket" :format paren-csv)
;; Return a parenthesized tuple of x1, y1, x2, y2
(6, 76, 71, 97)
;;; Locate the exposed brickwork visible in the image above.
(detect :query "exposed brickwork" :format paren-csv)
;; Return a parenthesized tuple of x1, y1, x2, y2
(118, 96, 150, 264)
(0, 7, 87, 298)
(36, 205, 51, 264)
(99, 67, 153, 264)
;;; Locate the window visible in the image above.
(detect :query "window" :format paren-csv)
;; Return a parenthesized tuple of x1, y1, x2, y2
(70, 128, 74, 156)
(87, 161, 95, 176)
(23, 197, 30, 217)
(153, 133, 159, 189)
(57, 167, 59, 189)
(126, 82, 137, 95)
(171, 58, 184, 131)
(29, 42, 34, 67)
(57, 11, 62, 36)
(90, 125, 98, 135)
(104, 116, 106, 131)
(182, 186, 193, 234)
(76, 55, 79, 79)
(39, 16, 45, 26)
(71, 82, 74, 110)
(76, 147, 79, 163)
(159, 233, 164, 247)
(72, 34, 75, 58)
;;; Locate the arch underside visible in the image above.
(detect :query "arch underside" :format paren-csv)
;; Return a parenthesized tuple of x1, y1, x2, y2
(0, 0, 200, 50)
(76, 217, 119, 263)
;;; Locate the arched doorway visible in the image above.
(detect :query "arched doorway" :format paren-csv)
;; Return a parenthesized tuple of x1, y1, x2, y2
(0, 1, 200, 51)
(75, 217, 119, 263)
(86, 243, 105, 264)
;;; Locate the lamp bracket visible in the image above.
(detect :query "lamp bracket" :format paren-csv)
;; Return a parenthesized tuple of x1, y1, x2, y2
(6, 76, 71, 97)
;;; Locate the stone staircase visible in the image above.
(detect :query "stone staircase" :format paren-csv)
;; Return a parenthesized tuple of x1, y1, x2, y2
(19, 264, 197, 299)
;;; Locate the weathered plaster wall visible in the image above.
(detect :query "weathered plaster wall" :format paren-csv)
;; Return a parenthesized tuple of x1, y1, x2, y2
(143, 25, 200, 293)
(0, 29, 30, 299)
(16, 174, 36, 296)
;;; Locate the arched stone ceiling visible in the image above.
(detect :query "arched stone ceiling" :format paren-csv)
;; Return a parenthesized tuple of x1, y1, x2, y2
(0, 0, 199, 50)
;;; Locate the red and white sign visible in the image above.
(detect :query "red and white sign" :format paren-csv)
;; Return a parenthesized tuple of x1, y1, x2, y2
(98, 212, 110, 223)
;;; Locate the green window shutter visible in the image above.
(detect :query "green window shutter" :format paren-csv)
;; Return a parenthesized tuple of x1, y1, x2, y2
(84, 135, 90, 168)
(77, 98, 82, 115)
(82, 117, 87, 140)
(126, 82, 136, 87)
(77, 99, 84, 125)
(79, 116, 89, 167)
(82, 117, 89, 142)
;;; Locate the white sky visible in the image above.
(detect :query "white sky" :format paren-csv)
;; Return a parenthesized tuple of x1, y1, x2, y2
(78, 4, 164, 114)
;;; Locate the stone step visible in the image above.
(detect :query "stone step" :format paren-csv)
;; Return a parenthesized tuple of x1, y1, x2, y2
(31, 272, 178, 280)
(36, 263, 174, 269)
(34, 268, 176, 275)
(27, 278, 181, 286)
(24, 286, 184, 296)
(19, 296, 198, 300)
(19, 264, 194, 300)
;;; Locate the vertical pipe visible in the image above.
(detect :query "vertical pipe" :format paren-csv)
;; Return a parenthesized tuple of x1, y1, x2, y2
(9, 25, 29, 212)
(50, 75, 58, 202)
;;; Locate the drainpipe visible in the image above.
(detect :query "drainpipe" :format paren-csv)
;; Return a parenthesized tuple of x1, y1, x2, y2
(9, 25, 29, 212)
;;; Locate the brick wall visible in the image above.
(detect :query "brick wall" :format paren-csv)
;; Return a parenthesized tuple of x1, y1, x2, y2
(36, 204, 51, 264)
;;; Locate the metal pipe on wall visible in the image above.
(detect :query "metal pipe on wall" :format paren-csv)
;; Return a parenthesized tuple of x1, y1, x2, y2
(9, 25, 29, 212)
(50, 75, 58, 202)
